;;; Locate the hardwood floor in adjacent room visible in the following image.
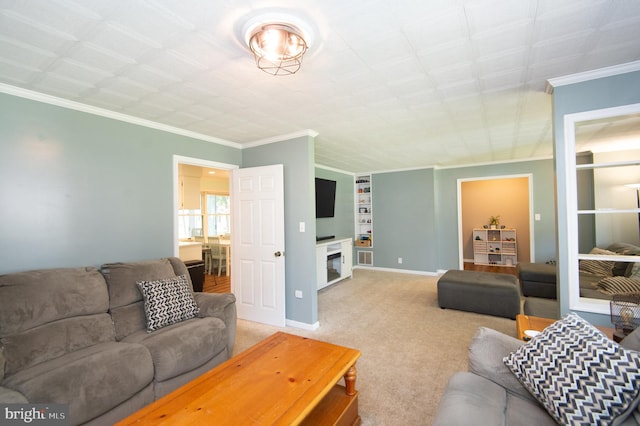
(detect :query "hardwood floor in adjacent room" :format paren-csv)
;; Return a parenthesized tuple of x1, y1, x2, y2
(203, 273, 231, 293)
(463, 262, 518, 276)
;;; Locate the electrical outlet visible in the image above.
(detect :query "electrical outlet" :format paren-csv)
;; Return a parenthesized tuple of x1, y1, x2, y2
(295, 290, 303, 299)
(398, 257, 403, 264)
(299, 222, 305, 232)
(535, 213, 541, 221)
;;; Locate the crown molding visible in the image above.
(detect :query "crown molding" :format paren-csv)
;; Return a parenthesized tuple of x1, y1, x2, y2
(314, 164, 353, 175)
(243, 129, 319, 148)
(435, 155, 553, 170)
(545, 60, 640, 94)
(0, 83, 241, 149)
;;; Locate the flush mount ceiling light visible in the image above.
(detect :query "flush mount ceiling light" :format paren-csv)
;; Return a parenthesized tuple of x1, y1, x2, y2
(244, 16, 312, 76)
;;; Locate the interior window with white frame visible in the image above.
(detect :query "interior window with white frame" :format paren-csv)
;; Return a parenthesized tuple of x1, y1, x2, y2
(178, 206, 203, 240)
(576, 152, 640, 302)
(204, 193, 230, 241)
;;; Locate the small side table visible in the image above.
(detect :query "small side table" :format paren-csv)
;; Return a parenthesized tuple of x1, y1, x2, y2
(516, 314, 615, 341)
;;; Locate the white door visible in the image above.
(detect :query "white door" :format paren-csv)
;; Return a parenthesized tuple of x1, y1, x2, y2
(231, 164, 286, 326)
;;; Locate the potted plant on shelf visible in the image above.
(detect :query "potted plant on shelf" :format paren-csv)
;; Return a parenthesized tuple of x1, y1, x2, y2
(489, 215, 500, 229)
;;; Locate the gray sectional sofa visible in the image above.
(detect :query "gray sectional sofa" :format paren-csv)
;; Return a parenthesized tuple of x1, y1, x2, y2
(0, 257, 237, 425)
(434, 321, 640, 425)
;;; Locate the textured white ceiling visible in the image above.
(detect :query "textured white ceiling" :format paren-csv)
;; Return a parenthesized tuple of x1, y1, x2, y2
(1, 0, 639, 172)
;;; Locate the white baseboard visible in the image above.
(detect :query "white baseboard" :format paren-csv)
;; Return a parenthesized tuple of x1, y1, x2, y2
(353, 265, 439, 276)
(285, 318, 320, 330)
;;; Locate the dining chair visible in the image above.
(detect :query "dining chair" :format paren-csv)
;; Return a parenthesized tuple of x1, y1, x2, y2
(206, 237, 227, 276)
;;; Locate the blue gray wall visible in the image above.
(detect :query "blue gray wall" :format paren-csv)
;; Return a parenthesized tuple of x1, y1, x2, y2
(0, 92, 241, 273)
(0, 93, 319, 326)
(243, 136, 318, 325)
(313, 161, 556, 275)
(435, 160, 557, 271)
(0, 88, 564, 328)
(553, 69, 640, 325)
(315, 167, 355, 241)
(372, 168, 437, 271)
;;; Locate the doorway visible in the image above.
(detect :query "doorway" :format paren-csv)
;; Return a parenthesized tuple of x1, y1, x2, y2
(173, 156, 236, 290)
(457, 174, 534, 270)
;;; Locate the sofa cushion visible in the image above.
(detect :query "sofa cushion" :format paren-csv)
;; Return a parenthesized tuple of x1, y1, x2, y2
(103, 258, 177, 310)
(109, 301, 148, 341)
(504, 313, 640, 425)
(102, 258, 189, 339)
(122, 317, 226, 382)
(1, 314, 115, 376)
(3, 342, 153, 425)
(468, 327, 537, 403)
(0, 267, 114, 376)
(597, 276, 640, 295)
(433, 372, 555, 426)
(0, 266, 109, 336)
(137, 274, 199, 332)
(622, 327, 640, 352)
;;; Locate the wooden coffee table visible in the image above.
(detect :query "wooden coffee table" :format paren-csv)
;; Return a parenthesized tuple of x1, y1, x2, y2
(516, 314, 615, 341)
(115, 332, 361, 425)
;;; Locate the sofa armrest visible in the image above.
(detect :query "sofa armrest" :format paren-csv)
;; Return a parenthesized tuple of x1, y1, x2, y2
(0, 385, 28, 403)
(621, 326, 640, 352)
(468, 327, 537, 402)
(194, 292, 237, 357)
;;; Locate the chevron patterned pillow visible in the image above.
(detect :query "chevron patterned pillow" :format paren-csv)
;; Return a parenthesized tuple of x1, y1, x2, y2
(504, 313, 640, 425)
(137, 274, 199, 333)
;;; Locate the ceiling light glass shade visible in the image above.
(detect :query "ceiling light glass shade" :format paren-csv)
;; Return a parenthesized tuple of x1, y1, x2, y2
(248, 23, 308, 76)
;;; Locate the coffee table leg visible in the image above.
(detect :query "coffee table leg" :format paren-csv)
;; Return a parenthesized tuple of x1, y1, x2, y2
(344, 365, 357, 396)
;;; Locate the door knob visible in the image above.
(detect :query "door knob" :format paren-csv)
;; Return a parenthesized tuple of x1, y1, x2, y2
(274, 251, 282, 257)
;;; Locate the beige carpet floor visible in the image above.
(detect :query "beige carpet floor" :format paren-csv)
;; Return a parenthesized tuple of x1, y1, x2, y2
(232, 268, 518, 425)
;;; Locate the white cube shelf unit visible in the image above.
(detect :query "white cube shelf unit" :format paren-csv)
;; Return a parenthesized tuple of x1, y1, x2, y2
(472, 228, 517, 267)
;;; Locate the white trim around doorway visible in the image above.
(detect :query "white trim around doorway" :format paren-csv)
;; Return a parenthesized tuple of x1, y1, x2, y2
(456, 174, 535, 270)
(172, 155, 239, 258)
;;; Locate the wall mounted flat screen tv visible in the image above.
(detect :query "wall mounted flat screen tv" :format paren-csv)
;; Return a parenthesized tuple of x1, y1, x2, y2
(315, 178, 337, 218)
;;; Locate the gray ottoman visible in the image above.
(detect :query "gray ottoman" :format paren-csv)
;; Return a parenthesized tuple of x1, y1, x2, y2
(437, 270, 521, 319)
(516, 262, 557, 299)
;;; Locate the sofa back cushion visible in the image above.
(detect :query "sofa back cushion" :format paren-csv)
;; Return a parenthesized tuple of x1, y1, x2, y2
(0, 267, 113, 376)
(101, 257, 192, 340)
(607, 242, 640, 276)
